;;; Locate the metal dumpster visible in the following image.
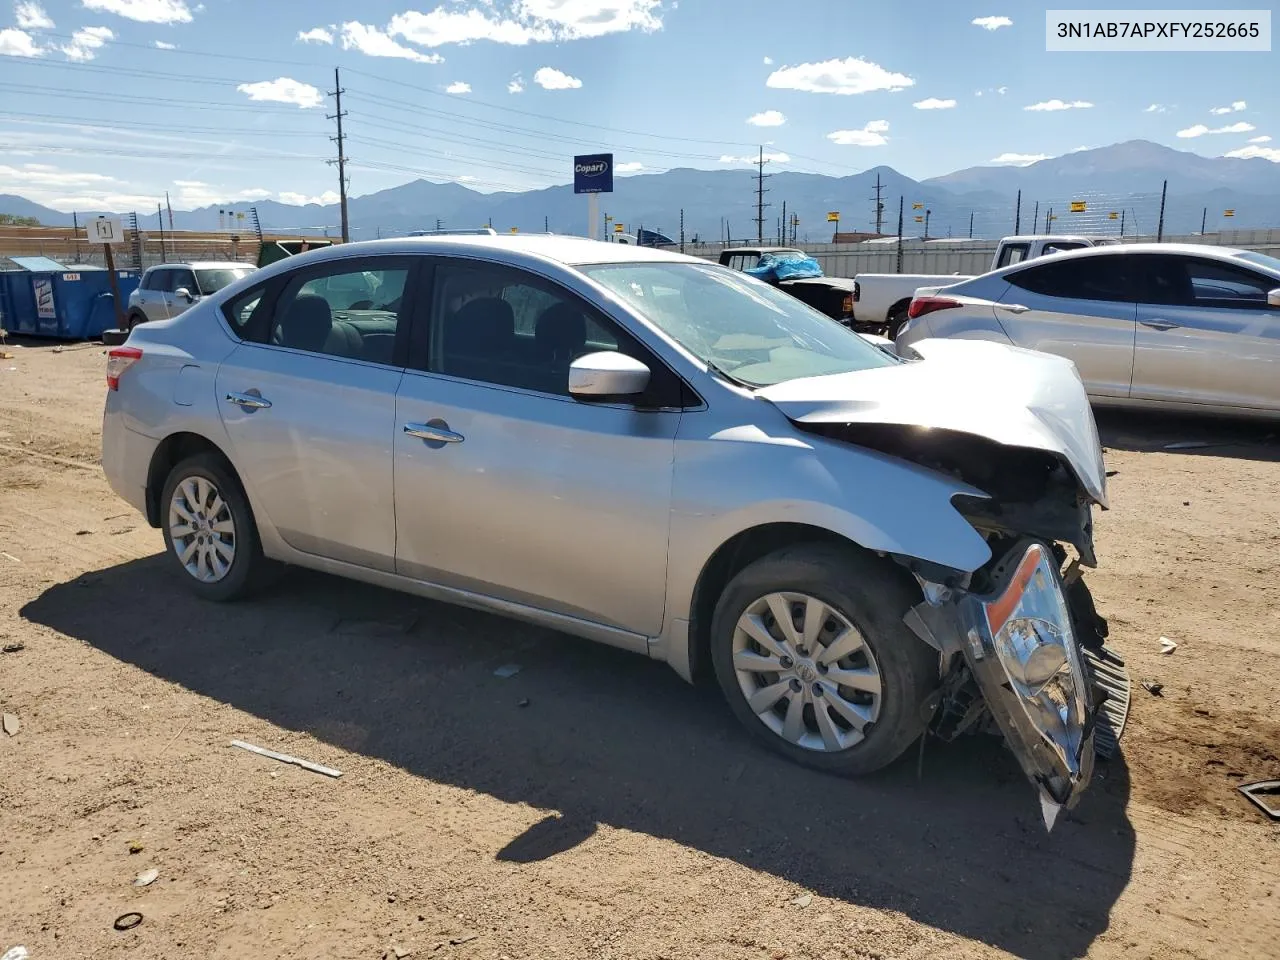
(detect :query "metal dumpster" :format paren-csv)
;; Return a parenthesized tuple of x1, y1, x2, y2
(0, 257, 139, 339)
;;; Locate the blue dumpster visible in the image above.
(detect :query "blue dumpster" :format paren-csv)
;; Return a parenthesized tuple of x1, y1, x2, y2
(0, 257, 140, 340)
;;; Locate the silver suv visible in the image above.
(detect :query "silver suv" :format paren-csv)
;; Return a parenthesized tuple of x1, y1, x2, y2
(126, 261, 253, 329)
(102, 235, 1121, 823)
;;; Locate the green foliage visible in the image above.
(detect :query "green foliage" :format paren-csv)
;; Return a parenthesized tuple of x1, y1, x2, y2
(0, 214, 41, 226)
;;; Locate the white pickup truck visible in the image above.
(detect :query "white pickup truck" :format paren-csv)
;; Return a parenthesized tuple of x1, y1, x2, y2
(853, 235, 1121, 338)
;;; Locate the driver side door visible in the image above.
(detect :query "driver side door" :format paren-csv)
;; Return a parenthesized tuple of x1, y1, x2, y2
(392, 257, 687, 642)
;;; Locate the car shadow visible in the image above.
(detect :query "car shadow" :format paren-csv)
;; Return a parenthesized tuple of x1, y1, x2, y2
(22, 558, 1136, 960)
(1096, 408, 1279, 462)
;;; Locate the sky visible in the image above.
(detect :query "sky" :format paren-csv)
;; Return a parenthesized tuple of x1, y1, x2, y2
(0, 0, 1275, 213)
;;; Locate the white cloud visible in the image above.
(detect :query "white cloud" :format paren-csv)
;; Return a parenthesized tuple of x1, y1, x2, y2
(0, 162, 114, 187)
(0, 27, 42, 56)
(1024, 99, 1093, 111)
(616, 161, 643, 173)
(278, 190, 341, 206)
(746, 109, 785, 127)
(341, 21, 443, 63)
(1069, 145, 1092, 152)
(236, 77, 324, 109)
(913, 97, 956, 110)
(1145, 103, 1166, 113)
(991, 152, 1049, 166)
(297, 26, 334, 44)
(80, 0, 193, 24)
(1224, 145, 1280, 162)
(766, 56, 913, 95)
(1249, 135, 1272, 143)
(720, 151, 790, 164)
(387, 1, 661, 49)
(61, 25, 113, 61)
(16, 2, 54, 29)
(972, 15, 1012, 30)
(997, 86, 1007, 95)
(170, 181, 271, 206)
(533, 66, 581, 89)
(445, 80, 471, 94)
(1177, 120, 1256, 138)
(827, 119, 890, 147)
(1210, 100, 1246, 114)
(507, 73, 524, 93)
(762, 55, 772, 64)
(153, 39, 175, 48)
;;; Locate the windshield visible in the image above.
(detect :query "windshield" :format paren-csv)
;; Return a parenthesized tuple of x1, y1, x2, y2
(195, 268, 252, 295)
(582, 262, 896, 387)
(1233, 251, 1280, 276)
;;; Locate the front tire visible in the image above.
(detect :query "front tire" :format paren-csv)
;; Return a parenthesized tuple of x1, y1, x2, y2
(710, 544, 939, 775)
(159, 453, 267, 602)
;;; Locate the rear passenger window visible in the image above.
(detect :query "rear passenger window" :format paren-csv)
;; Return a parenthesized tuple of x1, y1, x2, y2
(269, 263, 409, 365)
(222, 284, 268, 335)
(1006, 256, 1135, 303)
(997, 244, 1030, 268)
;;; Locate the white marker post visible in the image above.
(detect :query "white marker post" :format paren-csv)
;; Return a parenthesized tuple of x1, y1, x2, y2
(587, 192, 600, 241)
(90, 217, 126, 330)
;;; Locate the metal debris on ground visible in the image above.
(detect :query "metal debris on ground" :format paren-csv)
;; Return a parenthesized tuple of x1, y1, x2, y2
(1164, 440, 1212, 450)
(1141, 681, 1164, 697)
(791, 893, 813, 907)
(2, 946, 29, 960)
(493, 664, 521, 678)
(113, 912, 143, 931)
(133, 868, 159, 887)
(1237, 780, 1280, 821)
(434, 934, 480, 949)
(517, 698, 530, 708)
(230, 739, 343, 778)
(1159, 636, 1178, 654)
(2, 714, 19, 737)
(1, 642, 24, 654)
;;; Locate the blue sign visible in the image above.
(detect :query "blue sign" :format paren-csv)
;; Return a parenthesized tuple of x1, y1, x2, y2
(573, 153, 613, 195)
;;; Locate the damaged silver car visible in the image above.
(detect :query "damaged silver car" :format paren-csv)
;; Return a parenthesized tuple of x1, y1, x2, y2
(101, 237, 1129, 826)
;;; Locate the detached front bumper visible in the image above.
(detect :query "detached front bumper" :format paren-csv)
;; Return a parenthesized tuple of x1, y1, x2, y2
(907, 539, 1116, 827)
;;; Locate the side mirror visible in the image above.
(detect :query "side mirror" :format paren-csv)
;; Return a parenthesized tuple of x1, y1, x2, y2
(1268, 288, 1280, 308)
(174, 287, 195, 303)
(568, 351, 650, 399)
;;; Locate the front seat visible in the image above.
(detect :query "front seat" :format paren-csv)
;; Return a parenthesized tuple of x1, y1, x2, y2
(534, 302, 588, 382)
(443, 296, 516, 380)
(275, 294, 333, 352)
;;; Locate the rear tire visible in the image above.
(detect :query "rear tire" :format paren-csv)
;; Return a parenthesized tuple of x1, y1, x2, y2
(710, 543, 939, 775)
(159, 453, 268, 602)
(886, 305, 910, 340)
(126, 311, 146, 331)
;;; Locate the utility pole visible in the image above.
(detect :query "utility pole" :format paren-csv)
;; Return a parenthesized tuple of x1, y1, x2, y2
(157, 202, 166, 263)
(544, 214, 549, 233)
(1014, 189, 1021, 234)
(923, 208, 931, 241)
(1156, 179, 1167, 242)
(165, 191, 174, 230)
(895, 196, 904, 274)
(1032, 201, 1039, 234)
(754, 146, 771, 242)
(435, 218, 443, 231)
(679, 208, 685, 254)
(1120, 209, 1126, 236)
(1200, 206, 1207, 234)
(968, 212, 974, 239)
(870, 172, 885, 234)
(780, 200, 786, 244)
(327, 67, 350, 243)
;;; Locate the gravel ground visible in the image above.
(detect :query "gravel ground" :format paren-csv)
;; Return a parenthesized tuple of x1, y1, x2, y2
(1, 340, 1278, 960)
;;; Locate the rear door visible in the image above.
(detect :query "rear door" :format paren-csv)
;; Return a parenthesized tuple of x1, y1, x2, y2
(1130, 253, 1280, 411)
(996, 254, 1139, 398)
(141, 269, 172, 322)
(214, 255, 418, 572)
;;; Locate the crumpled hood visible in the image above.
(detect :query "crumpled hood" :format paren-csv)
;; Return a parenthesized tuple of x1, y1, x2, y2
(757, 337, 1108, 507)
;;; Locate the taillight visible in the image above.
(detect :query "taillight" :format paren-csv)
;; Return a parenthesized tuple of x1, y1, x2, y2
(907, 296, 962, 320)
(842, 293, 854, 314)
(852, 281, 861, 302)
(106, 346, 142, 390)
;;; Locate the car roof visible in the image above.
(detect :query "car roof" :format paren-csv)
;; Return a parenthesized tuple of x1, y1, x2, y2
(253, 235, 705, 279)
(147, 261, 252, 270)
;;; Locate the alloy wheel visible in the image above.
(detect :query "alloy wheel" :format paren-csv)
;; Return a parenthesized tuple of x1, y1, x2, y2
(168, 475, 237, 583)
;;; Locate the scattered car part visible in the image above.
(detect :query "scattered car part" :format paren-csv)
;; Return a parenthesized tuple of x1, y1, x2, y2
(1237, 780, 1280, 820)
(113, 912, 143, 931)
(230, 739, 343, 778)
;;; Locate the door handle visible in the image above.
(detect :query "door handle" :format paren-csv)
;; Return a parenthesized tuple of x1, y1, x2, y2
(224, 391, 272, 410)
(996, 303, 1030, 314)
(403, 422, 464, 443)
(1139, 319, 1179, 331)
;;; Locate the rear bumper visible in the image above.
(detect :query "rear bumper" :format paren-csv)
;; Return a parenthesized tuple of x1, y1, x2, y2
(101, 399, 158, 519)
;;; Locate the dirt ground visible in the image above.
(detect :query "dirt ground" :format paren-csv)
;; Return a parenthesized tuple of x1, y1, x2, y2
(1, 340, 1278, 960)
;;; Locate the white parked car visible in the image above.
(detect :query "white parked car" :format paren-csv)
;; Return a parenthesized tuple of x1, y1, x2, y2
(126, 261, 254, 329)
(897, 243, 1280, 417)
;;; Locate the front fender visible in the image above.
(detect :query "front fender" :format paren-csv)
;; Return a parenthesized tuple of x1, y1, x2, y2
(665, 415, 993, 629)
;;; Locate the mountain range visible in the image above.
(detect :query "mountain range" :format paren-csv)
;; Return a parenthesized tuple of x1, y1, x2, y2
(4, 140, 1278, 244)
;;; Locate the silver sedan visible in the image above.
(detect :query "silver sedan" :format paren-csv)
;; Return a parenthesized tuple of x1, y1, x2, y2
(897, 243, 1280, 418)
(102, 234, 1122, 822)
